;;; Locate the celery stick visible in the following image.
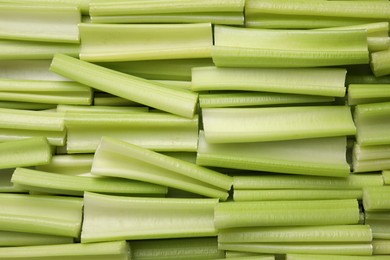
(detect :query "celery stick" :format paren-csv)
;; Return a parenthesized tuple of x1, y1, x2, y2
(0, 230, 73, 246)
(365, 212, 390, 239)
(286, 254, 390, 260)
(363, 186, 390, 211)
(348, 84, 390, 105)
(50, 54, 198, 118)
(57, 105, 148, 113)
(192, 67, 346, 97)
(0, 137, 51, 169)
(202, 106, 356, 143)
(383, 170, 390, 185)
(65, 112, 198, 153)
(0, 240, 129, 260)
(212, 26, 368, 68)
(318, 22, 389, 37)
(371, 49, 390, 77)
(81, 192, 218, 242)
(226, 252, 273, 258)
(214, 199, 360, 229)
(0, 193, 83, 237)
(346, 65, 390, 85)
(0, 0, 90, 15)
(367, 37, 390, 52)
(93, 93, 141, 107)
(218, 225, 372, 243)
(0, 128, 66, 146)
(91, 136, 232, 200)
(0, 4, 80, 43)
(0, 101, 56, 110)
(153, 80, 191, 90)
(0, 168, 26, 193)
(79, 23, 212, 62)
(353, 158, 390, 173)
(218, 257, 275, 260)
(372, 239, 390, 255)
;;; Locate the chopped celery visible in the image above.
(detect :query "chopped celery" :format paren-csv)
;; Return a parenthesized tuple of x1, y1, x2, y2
(348, 84, 390, 105)
(286, 254, 390, 260)
(50, 54, 198, 118)
(36, 154, 93, 174)
(93, 93, 141, 107)
(372, 239, 390, 255)
(0, 230, 73, 247)
(81, 192, 218, 242)
(353, 157, 390, 173)
(57, 105, 148, 113)
(78, 23, 212, 62)
(319, 22, 389, 37)
(365, 211, 390, 239)
(371, 49, 390, 77)
(363, 186, 390, 211)
(0, 127, 66, 146)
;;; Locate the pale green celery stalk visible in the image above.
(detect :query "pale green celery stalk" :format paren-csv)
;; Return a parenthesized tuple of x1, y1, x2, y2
(365, 211, 390, 239)
(226, 252, 273, 258)
(90, 12, 244, 25)
(65, 112, 198, 153)
(233, 189, 363, 201)
(354, 102, 390, 146)
(286, 254, 390, 260)
(371, 49, 390, 77)
(372, 239, 390, 255)
(34, 154, 92, 175)
(153, 80, 191, 90)
(353, 158, 390, 173)
(0, 193, 82, 237)
(93, 93, 141, 106)
(353, 143, 390, 160)
(50, 54, 198, 118)
(363, 186, 390, 211)
(383, 170, 390, 185)
(197, 131, 350, 177)
(0, 128, 66, 146)
(57, 104, 148, 113)
(367, 37, 390, 52)
(96, 58, 213, 81)
(91, 136, 232, 200)
(0, 137, 51, 169)
(199, 92, 335, 108)
(130, 237, 224, 259)
(346, 65, 390, 85)
(219, 242, 372, 256)
(79, 23, 212, 62)
(0, 230, 73, 246)
(219, 225, 372, 243)
(202, 106, 356, 143)
(212, 25, 368, 68)
(0, 168, 26, 193)
(348, 84, 390, 105)
(192, 67, 346, 97)
(0, 101, 56, 110)
(160, 152, 197, 164)
(0, 240, 129, 260)
(0, 4, 80, 43)
(82, 192, 218, 242)
(217, 257, 275, 260)
(0, 0, 90, 15)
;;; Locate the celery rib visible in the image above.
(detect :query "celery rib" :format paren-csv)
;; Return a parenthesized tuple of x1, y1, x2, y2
(363, 186, 390, 211)
(286, 254, 390, 260)
(348, 84, 390, 105)
(0, 230, 73, 247)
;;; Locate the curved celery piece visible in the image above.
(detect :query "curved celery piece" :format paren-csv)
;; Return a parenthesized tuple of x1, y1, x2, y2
(0, 240, 129, 260)
(79, 23, 212, 62)
(65, 112, 198, 153)
(50, 54, 198, 118)
(81, 192, 218, 242)
(371, 49, 390, 77)
(91, 136, 232, 200)
(373, 239, 390, 255)
(192, 67, 346, 97)
(365, 211, 390, 239)
(0, 0, 90, 15)
(202, 106, 356, 143)
(348, 84, 390, 105)
(57, 105, 148, 113)
(0, 231, 73, 247)
(286, 254, 390, 260)
(0, 193, 83, 237)
(212, 26, 368, 68)
(363, 186, 390, 211)
(0, 4, 80, 43)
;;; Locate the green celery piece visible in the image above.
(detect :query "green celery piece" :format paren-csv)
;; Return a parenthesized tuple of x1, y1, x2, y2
(367, 37, 390, 52)
(192, 67, 346, 97)
(354, 102, 390, 146)
(318, 22, 389, 37)
(0, 137, 51, 169)
(65, 112, 198, 153)
(50, 54, 198, 118)
(218, 225, 372, 243)
(363, 186, 390, 211)
(372, 239, 390, 255)
(286, 254, 390, 260)
(0, 101, 56, 110)
(91, 136, 232, 200)
(348, 84, 390, 105)
(214, 199, 360, 229)
(130, 237, 225, 259)
(365, 211, 390, 239)
(0, 0, 90, 15)
(79, 23, 212, 62)
(216, 257, 275, 260)
(346, 65, 390, 85)
(370, 49, 390, 77)
(93, 93, 142, 107)
(153, 80, 191, 90)
(233, 189, 363, 201)
(202, 106, 356, 143)
(212, 25, 368, 68)
(225, 252, 273, 258)
(0, 230, 73, 247)
(0, 168, 26, 193)
(0, 193, 83, 237)
(0, 128, 66, 146)
(383, 170, 390, 185)
(0, 4, 81, 43)
(0, 240, 129, 260)
(57, 104, 148, 113)
(81, 192, 218, 242)
(11, 167, 168, 196)
(199, 92, 335, 108)
(353, 158, 390, 173)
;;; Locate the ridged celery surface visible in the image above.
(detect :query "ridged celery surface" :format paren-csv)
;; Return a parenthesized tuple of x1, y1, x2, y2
(57, 105, 148, 113)
(348, 84, 390, 105)
(202, 106, 356, 143)
(81, 192, 218, 242)
(91, 136, 232, 200)
(0, 0, 90, 15)
(371, 49, 390, 77)
(0, 231, 73, 247)
(363, 186, 390, 211)
(286, 254, 390, 260)
(0, 101, 55, 110)
(50, 54, 198, 118)
(35, 154, 93, 174)
(365, 211, 390, 239)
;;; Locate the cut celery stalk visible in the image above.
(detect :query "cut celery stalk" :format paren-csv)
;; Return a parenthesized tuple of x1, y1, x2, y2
(225, 252, 272, 258)
(0, 4, 80, 43)
(202, 106, 356, 143)
(91, 136, 232, 200)
(212, 25, 368, 68)
(65, 112, 198, 153)
(286, 254, 390, 260)
(216, 257, 274, 260)
(367, 37, 390, 52)
(1, 0, 90, 15)
(93, 93, 141, 107)
(0, 137, 51, 169)
(370, 49, 390, 77)
(319, 22, 389, 37)
(346, 65, 390, 85)
(50, 54, 198, 118)
(365, 211, 390, 239)
(353, 157, 390, 173)
(214, 199, 360, 229)
(57, 105, 148, 113)
(372, 239, 390, 255)
(218, 225, 372, 243)
(0, 230, 73, 247)
(153, 80, 191, 90)
(383, 170, 390, 185)
(0, 128, 66, 146)
(363, 186, 390, 211)
(0, 193, 83, 237)
(192, 67, 346, 97)
(0, 240, 129, 259)
(81, 192, 218, 242)
(0, 101, 56, 110)
(197, 131, 350, 177)
(79, 23, 212, 62)
(348, 84, 390, 105)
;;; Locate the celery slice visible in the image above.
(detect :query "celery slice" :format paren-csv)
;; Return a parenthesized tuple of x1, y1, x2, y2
(0, 4, 80, 43)
(202, 106, 356, 143)
(348, 84, 390, 105)
(57, 105, 148, 113)
(372, 239, 390, 255)
(81, 192, 218, 242)
(370, 49, 390, 77)
(50, 54, 198, 118)
(363, 186, 390, 211)
(79, 23, 212, 62)
(192, 67, 346, 97)
(0, 230, 73, 247)
(91, 136, 232, 200)
(0, 193, 83, 237)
